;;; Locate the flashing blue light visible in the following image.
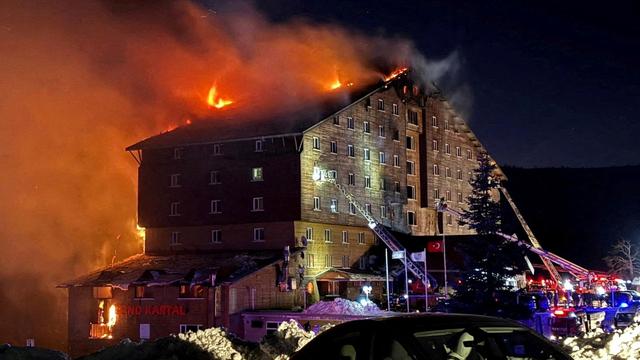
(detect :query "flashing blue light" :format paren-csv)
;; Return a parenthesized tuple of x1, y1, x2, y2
(620, 302, 629, 308)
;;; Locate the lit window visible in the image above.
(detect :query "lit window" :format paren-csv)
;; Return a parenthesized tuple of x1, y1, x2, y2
(349, 202, 356, 215)
(377, 98, 384, 111)
(364, 148, 371, 161)
(255, 140, 264, 152)
(173, 147, 183, 160)
(252, 197, 264, 211)
(406, 136, 415, 150)
(348, 173, 355, 185)
(432, 139, 439, 151)
(324, 229, 332, 242)
(312, 137, 320, 150)
(433, 164, 440, 176)
(347, 117, 355, 129)
(253, 228, 265, 242)
(313, 197, 321, 211)
(394, 154, 400, 167)
(330, 141, 338, 154)
(378, 125, 386, 138)
(347, 144, 355, 157)
(357, 232, 365, 244)
(407, 161, 415, 175)
(446, 190, 451, 201)
(407, 185, 416, 199)
(330, 199, 338, 213)
(457, 169, 463, 180)
(170, 202, 181, 216)
(333, 116, 340, 125)
(408, 110, 418, 125)
(170, 231, 181, 245)
(392, 103, 399, 115)
(446, 167, 452, 178)
(365, 203, 372, 214)
(456, 146, 462, 157)
(210, 230, 222, 244)
(363, 121, 370, 134)
(457, 192, 464, 203)
(431, 116, 438, 127)
(179, 324, 203, 333)
(445, 143, 451, 154)
(209, 171, 221, 185)
(342, 231, 349, 244)
(379, 152, 386, 164)
(134, 286, 152, 299)
(212, 144, 223, 156)
(210, 200, 222, 214)
(380, 206, 387, 219)
(467, 149, 473, 160)
(407, 211, 417, 226)
(179, 285, 206, 298)
(364, 176, 371, 189)
(305, 227, 314, 241)
(251, 167, 263, 181)
(170, 173, 181, 188)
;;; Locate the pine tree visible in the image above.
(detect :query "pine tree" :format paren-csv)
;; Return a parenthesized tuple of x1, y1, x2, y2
(455, 152, 523, 312)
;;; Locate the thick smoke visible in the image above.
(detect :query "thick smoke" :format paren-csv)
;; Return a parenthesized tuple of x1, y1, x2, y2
(0, 0, 461, 349)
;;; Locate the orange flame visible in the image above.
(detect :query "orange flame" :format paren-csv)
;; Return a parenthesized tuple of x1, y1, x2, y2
(384, 67, 409, 82)
(329, 79, 342, 90)
(207, 84, 233, 109)
(107, 304, 117, 329)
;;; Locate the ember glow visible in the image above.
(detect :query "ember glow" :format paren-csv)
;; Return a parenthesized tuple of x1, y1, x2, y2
(107, 304, 117, 329)
(385, 67, 410, 81)
(206, 84, 233, 109)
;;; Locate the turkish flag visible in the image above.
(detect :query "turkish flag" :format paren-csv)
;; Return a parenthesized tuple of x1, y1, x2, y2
(427, 240, 444, 253)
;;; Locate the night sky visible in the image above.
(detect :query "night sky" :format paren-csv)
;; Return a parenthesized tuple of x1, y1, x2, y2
(241, 0, 640, 167)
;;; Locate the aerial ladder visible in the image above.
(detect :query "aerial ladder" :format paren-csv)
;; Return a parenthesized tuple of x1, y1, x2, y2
(316, 170, 432, 286)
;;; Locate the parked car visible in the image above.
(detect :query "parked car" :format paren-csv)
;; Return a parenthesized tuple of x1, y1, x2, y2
(291, 313, 572, 360)
(614, 303, 640, 329)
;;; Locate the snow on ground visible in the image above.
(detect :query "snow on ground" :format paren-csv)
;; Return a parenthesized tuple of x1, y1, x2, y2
(303, 298, 384, 315)
(562, 324, 640, 360)
(177, 327, 245, 360)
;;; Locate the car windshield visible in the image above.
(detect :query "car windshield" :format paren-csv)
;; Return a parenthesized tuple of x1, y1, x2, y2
(412, 326, 567, 360)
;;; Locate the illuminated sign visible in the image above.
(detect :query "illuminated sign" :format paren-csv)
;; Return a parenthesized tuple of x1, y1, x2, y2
(116, 304, 186, 317)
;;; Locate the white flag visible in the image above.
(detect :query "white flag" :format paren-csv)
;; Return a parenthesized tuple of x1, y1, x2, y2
(410, 250, 426, 262)
(392, 250, 405, 259)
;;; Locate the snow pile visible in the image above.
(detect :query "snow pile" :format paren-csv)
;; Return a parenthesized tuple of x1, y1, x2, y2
(259, 320, 317, 360)
(304, 298, 384, 315)
(178, 328, 249, 360)
(562, 324, 640, 359)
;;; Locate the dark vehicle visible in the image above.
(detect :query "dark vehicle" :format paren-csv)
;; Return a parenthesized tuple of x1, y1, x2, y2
(291, 313, 572, 360)
(550, 307, 587, 337)
(614, 303, 640, 328)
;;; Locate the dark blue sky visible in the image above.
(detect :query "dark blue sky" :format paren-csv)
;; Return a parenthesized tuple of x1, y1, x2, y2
(229, 1, 640, 167)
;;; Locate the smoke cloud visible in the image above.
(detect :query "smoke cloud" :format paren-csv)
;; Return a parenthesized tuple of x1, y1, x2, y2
(0, 0, 463, 349)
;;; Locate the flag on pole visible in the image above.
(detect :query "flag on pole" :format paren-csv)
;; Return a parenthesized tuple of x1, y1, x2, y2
(410, 250, 426, 262)
(392, 250, 405, 259)
(427, 240, 444, 253)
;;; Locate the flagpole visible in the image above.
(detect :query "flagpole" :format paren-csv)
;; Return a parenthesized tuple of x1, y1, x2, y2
(424, 249, 429, 312)
(385, 249, 390, 311)
(404, 250, 410, 313)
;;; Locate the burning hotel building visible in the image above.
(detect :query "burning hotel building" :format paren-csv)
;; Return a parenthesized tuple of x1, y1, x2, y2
(60, 70, 498, 356)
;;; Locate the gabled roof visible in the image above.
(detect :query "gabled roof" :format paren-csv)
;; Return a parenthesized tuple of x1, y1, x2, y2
(58, 250, 294, 289)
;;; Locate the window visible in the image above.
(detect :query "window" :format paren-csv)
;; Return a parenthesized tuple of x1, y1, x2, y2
(210, 200, 222, 214)
(445, 167, 452, 178)
(333, 115, 340, 125)
(457, 169, 463, 180)
(393, 129, 400, 141)
(170, 174, 181, 188)
(307, 253, 315, 268)
(347, 144, 355, 157)
(140, 324, 151, 340)
(363, 121, 370, 134)
(328, 170, 337, 179)
(359, 256, 367, 269)
(456, 146, 462, 157)
(173, 147, 183, 160)
(444, 119, 450, 130)
(392, 103, 399, 115)
(170, 202, 181, 216)
(380, 205, 387, 219)
(134, 286, 153, 299)
(447, 214, 453, 225)
(407, 211, 417, 226)
(347, 116, 355, 129)
(431, 115, 438, 127)
(312, 136, 320, 150)
(251, 167, 263, 181)
(253, 228, 265, 242)
(433, 188, 440, 200)
(357, 232, 365, 244)
(379, 151, 386, 164)
(305, 227, 314, 241)
(330, 141, 338, 154)
(467, 149, 473, 160)
(342, 231, 349, 244)
(378, 125, 386, 138)
(252, 197, 264, 211)
(364, 176, 371, 189)
(433, 164, 440, 176)
(170, 231, 181, 245)
(365, 203, 372, 214)
(255, 140, 264, 152)
(325, 254, 333, 267)
(349, 202, 357, 215)
(363, 148, 371, 161)
(324, 228, 332, 242)
(379, 178, 387, 191)
(395, 181, 401, 193)
(212, 143, 223, 156)
(179, 284, 206, 298)
(393, 154, 400, 167)
(210, 230, 222, 244)
(313, 196, 321, 211)
(406, 136, 415, 150)
(330, 198, 338, 213)
(341, 255, 350, 268)
(445, 143, 451, 154)
(408, 110, 418, 125)
(209, 170, 221, 185)
(432, 139, 439, 151)
(407, 185, 416, 199)
(179, 324, 203, 333)
(446, 190, 451, 201)
(407, 161, 415, 175)
(348, 173, 355, 185)
(457, 192, 464, 203)
(377, 98, 384, 110)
